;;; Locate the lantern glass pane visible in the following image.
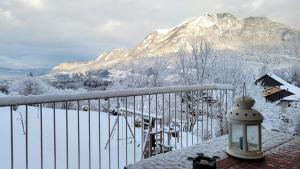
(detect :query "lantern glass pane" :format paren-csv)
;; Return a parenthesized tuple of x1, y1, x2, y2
(247, 125, 259, 151)
(231, 124, 244, 151)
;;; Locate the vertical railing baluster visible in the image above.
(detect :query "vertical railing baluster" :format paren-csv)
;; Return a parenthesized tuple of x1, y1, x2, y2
(77, 100, 80, 169)
(10, 106, 14, 169)
(125, 97, 128, 165)
(232, 90, 235, 108)
(108, 98, 111, 169)
(141, 95, 144, 159)
(88, 100, 91, 169)
(98, 99, 102, 169)
(40, 104, 43, 169)
(225, 89, 229, 134)
(53, 103, 57, 169)
(65, 101, 69, 169)
(201, 90, 204, 141)
(148, 95, 151, 157)
(162, 94, 164, 153)
(174, 93, 177, 149)
(206, 90, 209, 140)
(186, 92, 188, 147)
(133, 96, 136, 163)
(25, 105, 28, 169)
(155, 94, 158, 156)
(196, 91, 199, 143)
(219, 90, 221, 135)
(191, 92, 194, 145)
(117, 98, 120, 168)
(218, 90, 221, 135)
(210, 90, 213, 138)
(168, 93, 171, 149)
(180, 92, 183, 148)
(225, 90, 228, 133)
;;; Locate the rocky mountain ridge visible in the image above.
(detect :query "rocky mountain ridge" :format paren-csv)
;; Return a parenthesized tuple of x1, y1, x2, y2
(49, 13, 300, 76)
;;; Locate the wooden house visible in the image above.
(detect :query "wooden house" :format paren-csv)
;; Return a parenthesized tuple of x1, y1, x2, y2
(255, 73, 300, 104)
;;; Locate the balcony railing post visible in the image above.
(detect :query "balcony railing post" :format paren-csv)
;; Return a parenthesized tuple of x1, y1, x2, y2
(180, 92, 183, 148)
(196, 90, 199, 143)
(88, 100, 91, 169)
(117, 97, 120, 169)
(174, 92, 177, 149)
(141, 95, 144, 160)
(10, 106, 14, 169)
(162, 94, 165, 153)
(125, 97, 128, 165)
(77, 100, 80, 169)
(40, 104, 43, 169)
(108, 98, 111, 169)
(65, 101, 69, 169)
(133, 96, 136, 163)
(25, 105, 28, 169)
(53, 102, 57, 169)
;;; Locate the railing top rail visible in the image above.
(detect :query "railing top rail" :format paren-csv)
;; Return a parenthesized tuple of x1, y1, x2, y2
(0, 84, 234, 106)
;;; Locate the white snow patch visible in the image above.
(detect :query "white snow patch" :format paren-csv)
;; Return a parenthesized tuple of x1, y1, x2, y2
(155, 29, 172, 35)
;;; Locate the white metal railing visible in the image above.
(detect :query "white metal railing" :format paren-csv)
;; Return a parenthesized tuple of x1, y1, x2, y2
(0, 84, 234, 169)
(0, 84, 233, 106)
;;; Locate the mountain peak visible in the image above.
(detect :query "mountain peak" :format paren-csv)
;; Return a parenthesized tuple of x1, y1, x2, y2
(184, 13, 239, 27)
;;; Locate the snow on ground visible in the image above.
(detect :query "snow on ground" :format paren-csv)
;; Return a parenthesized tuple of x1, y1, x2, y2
(0, 106, 216, 169)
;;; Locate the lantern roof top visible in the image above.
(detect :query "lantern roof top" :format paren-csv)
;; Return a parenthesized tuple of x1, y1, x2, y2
(226, 96, 264, 121)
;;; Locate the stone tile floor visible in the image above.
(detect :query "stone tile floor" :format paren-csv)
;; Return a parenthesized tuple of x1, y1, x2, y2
(217, 137, 300, 169)
(125, 130, 300, 169)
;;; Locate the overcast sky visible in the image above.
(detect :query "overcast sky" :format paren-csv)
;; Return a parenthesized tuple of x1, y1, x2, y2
(0, 0, 299, 69)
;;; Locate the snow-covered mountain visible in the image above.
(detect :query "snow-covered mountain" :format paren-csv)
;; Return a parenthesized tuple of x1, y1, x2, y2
(49, 13, 300, 76)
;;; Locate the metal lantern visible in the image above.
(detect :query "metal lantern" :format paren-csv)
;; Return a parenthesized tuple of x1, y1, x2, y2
(226, 96, 264, 159)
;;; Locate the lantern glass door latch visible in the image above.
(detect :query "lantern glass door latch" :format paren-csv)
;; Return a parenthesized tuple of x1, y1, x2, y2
(226, 96, 264, 159)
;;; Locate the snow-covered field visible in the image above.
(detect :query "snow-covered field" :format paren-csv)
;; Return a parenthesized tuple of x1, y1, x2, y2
(0, 106, 216, 169)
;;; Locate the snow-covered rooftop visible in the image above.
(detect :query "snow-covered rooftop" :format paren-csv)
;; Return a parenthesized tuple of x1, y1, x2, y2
(268, 73, 300, 101)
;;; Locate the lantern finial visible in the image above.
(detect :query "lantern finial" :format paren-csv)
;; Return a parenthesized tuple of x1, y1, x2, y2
(242, 82, 247, 99)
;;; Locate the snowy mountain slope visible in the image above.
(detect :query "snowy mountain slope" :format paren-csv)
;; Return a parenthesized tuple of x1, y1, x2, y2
(49, 13, 300, 76)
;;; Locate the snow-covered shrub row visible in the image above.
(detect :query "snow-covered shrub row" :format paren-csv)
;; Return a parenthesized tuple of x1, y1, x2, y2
(7, 76, 87, 96)
(8, 76, 54, 96)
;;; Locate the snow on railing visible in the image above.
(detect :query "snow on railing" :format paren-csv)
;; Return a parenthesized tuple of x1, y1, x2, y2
(0, 84, 233, 106)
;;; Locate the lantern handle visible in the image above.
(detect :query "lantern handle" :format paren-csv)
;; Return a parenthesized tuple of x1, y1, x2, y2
(242, 82, 247, 99)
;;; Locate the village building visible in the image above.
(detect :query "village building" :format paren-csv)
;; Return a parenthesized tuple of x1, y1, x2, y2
(255, 73, 300, 105)
(255, 73, 300, 127)
(0, 84, 8, 94)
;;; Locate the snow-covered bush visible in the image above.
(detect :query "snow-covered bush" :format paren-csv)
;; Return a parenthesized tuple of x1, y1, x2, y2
(0, 92, 6, 97)
(8, 77, 53, 96)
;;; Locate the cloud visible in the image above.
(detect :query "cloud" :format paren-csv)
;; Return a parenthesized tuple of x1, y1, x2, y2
(97, 20, 122, 32)
(0, 56, 32, 69)
(0, 0, 299, 70)
(21, 0, 43, 9)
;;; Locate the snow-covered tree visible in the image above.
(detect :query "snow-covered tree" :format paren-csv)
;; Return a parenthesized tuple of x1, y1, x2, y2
(175, 38, 216, 85)
(8, 76, 53, 96)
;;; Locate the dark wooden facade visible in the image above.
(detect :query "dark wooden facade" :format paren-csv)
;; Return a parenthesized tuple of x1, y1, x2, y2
(256, 74, 294, 102)
(265, 89, 293, 102)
